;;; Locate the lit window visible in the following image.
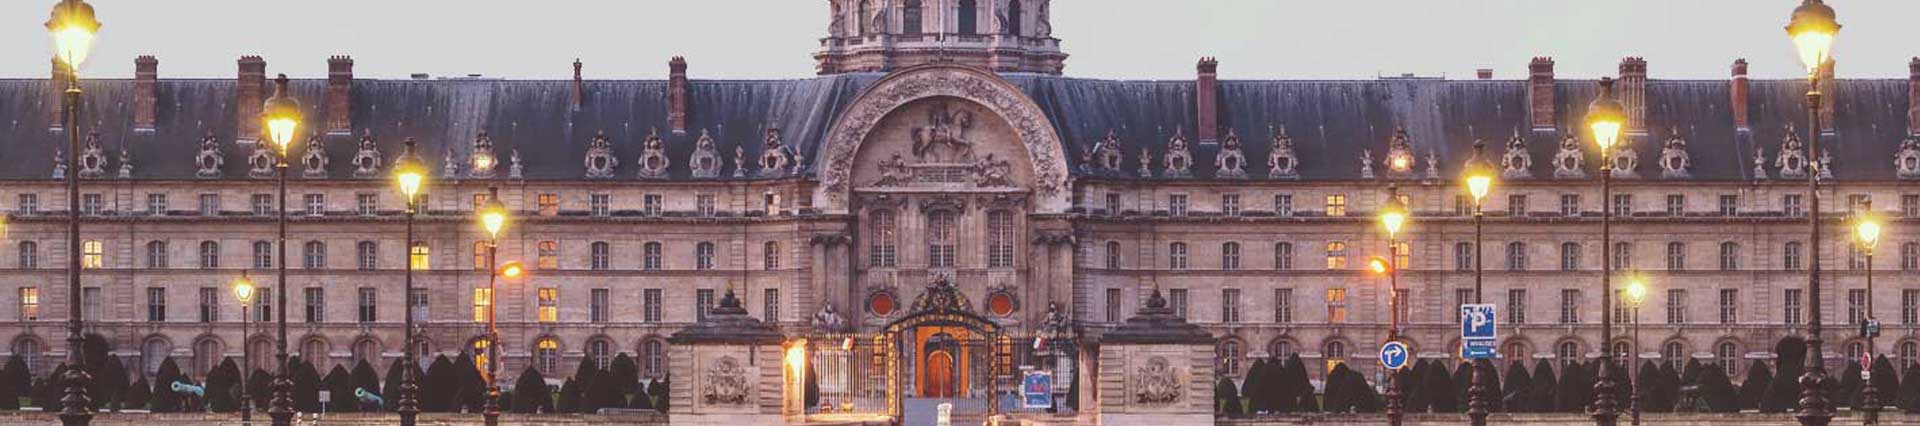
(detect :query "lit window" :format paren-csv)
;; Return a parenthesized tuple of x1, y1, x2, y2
(1325, 241, 1348, 269)
(1326, 288, 1347, 323)
(17, 288, 39, 321)
(538, 193, 559, 216)
(1325, 195, 1347, 217)
(473, 241, 489, 270)
(82, 240, 104, 269)
(537, 339, 560, 374)
(537, 241, 559, 269)
(410, 242, 430, 270)
(472, 288, 494, 323)
(537, 288, 558, 323)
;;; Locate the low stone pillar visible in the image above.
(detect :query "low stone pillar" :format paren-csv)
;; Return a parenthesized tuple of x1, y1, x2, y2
(1095, 288, 1216, 426)
(667, 287, 789, 426)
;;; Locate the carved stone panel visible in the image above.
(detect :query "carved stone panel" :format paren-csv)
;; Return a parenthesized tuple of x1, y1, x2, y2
(637, 128, 671, 179)
(848, 97, 1036, 192)
(195, 133, 225, 179)
(689, 129, 722, 178)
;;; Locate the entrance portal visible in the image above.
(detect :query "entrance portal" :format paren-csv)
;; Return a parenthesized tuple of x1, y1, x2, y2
(882, 275, 1008, 420)
(924, 350, 955, 398)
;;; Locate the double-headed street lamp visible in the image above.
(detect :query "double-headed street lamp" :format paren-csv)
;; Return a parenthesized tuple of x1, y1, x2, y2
(261, 73, 304, 426)
(1854, 212, 1883, 426)
(476, 188, 515, 426)
(1585, 75, 1628, 426)
(1377, 192, 1409, 426)
(393, 139, 428, 426)
(1623, 275, 1648, 426)
(46, 1, 100, 424)
(1462, 140, 1497, 426)
(232, 273, 256, 423)
(1785, 2, 1841, 425)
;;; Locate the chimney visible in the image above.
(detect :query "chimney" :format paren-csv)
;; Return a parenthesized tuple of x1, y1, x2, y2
(571, 59, 585, 112)
(1908, 57, 1919, 136)
(236, 55, 268, 143)
(48, 58, 72, 130)
(1618, 57, 1648, 136)
(1195, 57, 1220, 145)
(1527, 57, 1556, 131)
(1819, 58, 1836, 134)
(133, 56, 159, 132)
(1476, 69, 1494, 80)
(326, 55, 354, 135)
(669, 56, 689, 135)
(1731, 59, 1751, 131)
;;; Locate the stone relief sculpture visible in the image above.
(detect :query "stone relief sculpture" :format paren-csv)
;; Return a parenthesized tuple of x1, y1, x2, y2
(195, 133, 225, 179)
(868, 0, 890, 34)
(637, 128, 671, 179)
(874, 152, 912, 187)
(1424, 150, 1441, 180)
(703, 356, 751, 405)
(1092, 130, 1124, 174)
(1895, 137, 1920, 179)
(1267, 126, 1298, 179)
(689, 130, 722, 179)
(1358, 149, 1375, 179)
(508, 149, 524, 179)
(912, 103, 976, 163)
(1751, 146, 1769, 180)
(1161, 129, 1192, 178)
(116, 149, 133, 178)
(1609, 138, 1639, 179)
(973, 153, 1014, 187)
(812, 303, 846, 332)
(248, 142, 276, 179)
(1552, 133, 1587, 179)
(1500, 131, 1533, 179)
(1776, 126, 1808, 179)
(1035, 0, 1052, 37)
(77, 132, 107, 178)
(350, 131, 383, 178)
(760, 128, 795, 178)
(1659, 130, 1692, 179)
(1133, 356, 1181, 404)
(301, 136, 329, 178)
(828, 3, 847, 38)
(1214, 129, 1247, 179)
(584, 130, 619, 179)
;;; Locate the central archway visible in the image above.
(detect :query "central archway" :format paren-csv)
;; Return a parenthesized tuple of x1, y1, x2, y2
(881, 275, 1006, 419)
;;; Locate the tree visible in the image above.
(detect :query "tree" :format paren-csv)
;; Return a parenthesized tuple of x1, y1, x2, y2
(1738, 360, 1772, 411)
(1321, 363, 1350, 413)
(652, 376, 670, 413)
(291, 358, 322, 413)
(205, 358, 240, 412)
(1501, 361, 1531, 413)
(1473, 360, 1503, 412)
(1527, 359, 1557, 413)
(149, 357, 184, 413)
(382, 358, 410, 411)
(1898, 363, 1920, 413)
(1350, 367, 1382, 413)
(1450, 362, 1472, 413)
(1401, 360, 1429, 412)
(609, 354, 639, 402)
(1837, 361, 1863, 409)
(351, 360, 383, 411)
(1554, 362, 1590, 413)
(556, 378, 580, 413)
(423, 355, 454, 412)
(1241, 358, 1269, 413)
(98, 356, 128, 412)
(452, 353, 485, 412)
(512, 366, 548, 414)
(1762, 336, 1807, 413)
(587, 365, 626, 413)
(123, 376, 151, 410)
(1657, 361, 1682, 412)
(1270, 356, 1299, 413)
(1869, 355, 1900, 412)
(323, 364, 356, 412)
(1422, 361, 1457, 413)
(1215, 376, 1242, 416)
(1287, 355, 1319, 412)
(629, 380, 654, 410)
(247, 369, 272, 411)
(2, 356, 27, 399)
(1698, 363, 1738, 413)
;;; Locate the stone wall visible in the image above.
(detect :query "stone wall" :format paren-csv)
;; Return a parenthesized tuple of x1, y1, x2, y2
(1218, 412, 1920, 426)
(0, 412, 663, 426)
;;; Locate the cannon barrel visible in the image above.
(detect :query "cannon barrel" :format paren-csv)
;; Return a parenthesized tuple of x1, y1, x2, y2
(355, 387, 385, 409)
(170, 381, 205, 397)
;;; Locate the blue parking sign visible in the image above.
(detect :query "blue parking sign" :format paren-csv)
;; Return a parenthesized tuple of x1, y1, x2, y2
(1460, 304, 1496, 339)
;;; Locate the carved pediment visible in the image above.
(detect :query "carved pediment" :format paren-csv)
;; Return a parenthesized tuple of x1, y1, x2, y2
(1610, 140, 1639, 179)
(248, 144, 276, 179)
(907, 274, 973, 315)
(1162, 128, 1192, 178)
(1895, 138, 1920, 180)
(1659, 131, 1692, 179)
(1553, 133, 1587, 179)
(300, 136, 329, 178)
(1093, 130, 1125, 175)
(1267, 126, 1299, 179)
(468, 131, 497, 178)
(1383, 127, 1415, 177)
(584, 130, 618, 179)
(77, 132, 107, 178)
(760, 128, 794, 178)
(1501, 131, 1533, 179)
(1777, 126, 1808, 179)
(637, 128, 671, 179)
(689, 130, 722, 178)
(1215, 129, 1247, 179)
(195, 133, 225, 179)
(350, 132, 384, 178)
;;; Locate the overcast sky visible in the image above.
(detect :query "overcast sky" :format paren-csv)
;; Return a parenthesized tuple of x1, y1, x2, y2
(5, 0, 1917, 80)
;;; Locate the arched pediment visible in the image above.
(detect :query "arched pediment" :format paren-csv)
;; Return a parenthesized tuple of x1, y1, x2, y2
(816, 64, 1070, 214)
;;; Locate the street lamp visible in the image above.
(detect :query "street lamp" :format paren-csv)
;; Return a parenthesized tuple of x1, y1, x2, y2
(260, 73, 303, 426)
(232, 272, 256, 423)
(1854, 212, 1883, 426)
(477, 187, 510, 426)
(1586, 76, 1628, 426)
(1623, 275, 1648, 426)
(1378, 194, 1408, 426)
(1461, 140, 1498, 426)
(1786, 2, 1840, 425)
(392, 138, 427, 426)
(47, 1, 100, 424)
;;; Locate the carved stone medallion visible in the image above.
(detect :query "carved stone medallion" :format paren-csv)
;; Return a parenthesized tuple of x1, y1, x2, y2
(1215, 129, 1247, 179)
(350, 131, 383, 178)
(584, 130, 619, 179)
(1895, 137, 1920, 179)
(77, 132, 107, 178)
(702, 356, 750, 405)
(1777, 126, 1808, 179)
(637, 128, 671, 179)
(1267, 126, 1298, 179)
(1162, 128, 1193, 178)
(1093, 130, 1125, 175)
(1553, 133, 1586, 179)
(248, 143, 276, 179)
(689, 129, 722, 178)
(1134, 356, 1181, 404)
(1501, 131, 1533, 179)
(196, 133, 226, 179)
(301, 136, 329, 178)
(760, 128, 793, 178)
(1659, 131, 1692, 179)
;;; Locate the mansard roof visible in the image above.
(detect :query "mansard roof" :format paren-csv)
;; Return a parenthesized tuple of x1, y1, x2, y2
(0, 74, 1910, 181)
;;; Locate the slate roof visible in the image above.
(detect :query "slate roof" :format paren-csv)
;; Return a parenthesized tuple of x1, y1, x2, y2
(0, 74, 1910, 181)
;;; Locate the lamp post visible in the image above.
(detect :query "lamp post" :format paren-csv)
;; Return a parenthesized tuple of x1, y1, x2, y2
(1462, 141, 1497, 426)
(1623, 276, 1648, 426)
(232, 272, 256, 423)
(1785, 2, 1841, 425)
(1377, 191, 1409, 426)
(476, 188, 511, 426)
(1585, 76, 1628, 426)
(260, 73, 303, 426)
(1854, 213, 1882, 426)
(393, 139, 427, 426)
(46, 2, 100, 424)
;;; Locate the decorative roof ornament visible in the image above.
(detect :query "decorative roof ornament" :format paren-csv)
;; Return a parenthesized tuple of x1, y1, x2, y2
(583, 130, 618, 179)
(508, 149, 524, 179)
(51, 149, 67, 180)
(1383, 127, 1416, 178)
(77, 132, 107, 178)
(908, 274, 974, 315)
(350, 131, 384, 178)
(248, 142, 275, 179)
(1818, 149, 1834, 180)
(1162, 128, 1193, 178)
(1895, 137, 1920, 179)
(1358, 149, 1375, 179)
(759, 128, 793, 178)
(688, 129, 722, 178)
(1777, 125, 1809, 179)
(441, 146, 460, 178)
(1092, 130, 1125, 175)
(1214, 129, 1247, 179)
(1659, 130, 1692, 179)
(1609, 137, 1639, 179)
(1423, 150, 1441, 180)
(1500, 130, 1533, 179)
(1267, 125, 1299, 179)
(1137, 146, 1154, 178)
(732, 144, 748, 178)
(636, 128, 670, 179)
(300, 135, 329, 178)
(467, 131, 497, 178)
(194, 134, 226, 179)
(1552, 132, 1587, 179)
(116, 149, 133, 179)
(1751, 146, 1769, 180)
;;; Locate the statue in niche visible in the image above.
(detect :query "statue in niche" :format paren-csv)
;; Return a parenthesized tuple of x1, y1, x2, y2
(508, 149, 524, 179)
(583, 130, 618, 179)
(1358, 149, 1375, 179)
(1776, 125, 1808, 179)
(912, 103, 976, 163)
(1134, 356, 1181, 404)
(195, 133, 225, 179)
(301, 136, 329, 178)
(350, 131, 383, 178)
(1214, 129, 1247, 179)
(1500, 130, 1532, 179)
(1659, 130, 1692, 179)
(1035, 0, 1052, 37)
(760, 128, 794, 178)
(874, 152, 912, 187)
(828, 3, 847, 38)
(868, 0, 890, 34)
(1161, 128, 1192, 178)
(77, 132, 107, 178)
(636, 128, 670, 179)
(703, 356, 750, 405)
(116, 149, 133, 178)
(1895, 137, 1920, 179)
(1552, 132, 1587, 179)
(1267, 125, 1298, 179)
(51, 149, 67, 179)
(689, 129, 722, 179)
(1092, 130, 1125, 174)
(973, 153, 1013, 187)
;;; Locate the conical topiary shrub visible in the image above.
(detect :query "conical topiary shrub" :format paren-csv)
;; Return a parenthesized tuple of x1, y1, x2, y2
(1241, 358, 1268, 414)
(1215, 376, 1242, 416)
(323, 364, 356, 412)
(122, 375, 150, 411)
(1698, 362, 1738, 413)
(1762, 336, 1807, 413)
(1838, 361, 1864, 409)
(1287, 355, 1319, 413)
(1897, 363, 1920, 413)
(247, 369, 271, 411)
(512, 366, 548, 414)
(1738, 360, 1772, 411)
(555, 378, 580, 413)
(1423, 361, 1458, 413)
(1501, 361, 1531, 412)
(1528, 359, 1558, 413)
(149, 357, 184, 413)
(351, 360, 382, 411)
(1868, 355, 1900, 412)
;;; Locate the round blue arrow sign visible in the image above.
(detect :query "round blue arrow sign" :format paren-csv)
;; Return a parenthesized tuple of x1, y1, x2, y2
(1380, 341, 1410, 371)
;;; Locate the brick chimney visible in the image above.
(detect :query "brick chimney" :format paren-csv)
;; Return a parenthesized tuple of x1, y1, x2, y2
(1908, 57, 1919, 136)
(134, 56, 159, 132)
(571, 59, 585, 112)
(325, 55, 354, 135)
(669, 56, 689, 135)
(1731, 59, 1750, 131)
(1196, 57, 1220, 145)
(1476, 69, 1494, 80)
(1618, 57, 1648, 137)
(236, 56, 268, 143)
(1819, 58, 1836, 134)
(1527, 57, 1556, 131)
(48, 58, 72, 130)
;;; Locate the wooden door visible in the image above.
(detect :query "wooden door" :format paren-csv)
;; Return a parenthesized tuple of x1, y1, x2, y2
(924, 350, 955, 398)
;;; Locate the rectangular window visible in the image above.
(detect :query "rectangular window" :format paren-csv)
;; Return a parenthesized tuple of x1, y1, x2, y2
(410, 242, 430, 270)
(1325, 241, 1348, 269)
(1849, 289, 1868, 325)
(305, 287, 325, 323)
(356, 193, 378, 216)
(1719, 289, 1738, 324)
(537, 241, 559, 269)
(1666, 289, 1688, 324)
(199, 194, 220, 216)
(199, 287, 218, 323)
(696, 194, 716, 217)
(1719, 195, 1739, 216)
(1560, 194, 1580, 217)
(252, 194, 273, 216)
(538, 193, 559, 216)
(1612, 194, 1633, 216)
(82, 240, 103, 269)
(1221, 194, 1241, 216)
(409, 288, 429, 323)
(1849, 194, 1871, 214)
(696, 289, 716, 322)
(473, 288, 493, 323)
(537, 288, 558, 323)
(1274, 194, 1294, 217)
(1456, 288, 1474, 311)
(1507, 289, 1527, 324)
(764, 288, 780, 322)
(1169, 289, 1189, 319)
(1167, 194, 1188, 216)
(590, 194, 610, 217)
(147, 287, 166, 322)
(1508, 194, 1528, 217)
(1274, 288, 1293, 323)
(1665, 194, 1685, 216)
(1903, 194, 1920, 218)
(82, 287, 99, 322)
(1560, 289, 1581, 324)
(1324, 195, 1346, 217)
(1904, 290, 1920, 325)
(254, 289, 271, 322)
(1326, 288, 1348, 323)
(590, 288, 609, 323)
(147, 193, 168, 215)
(1454, 194, 1470, 216)
(302, 194, 324, 216)
(1221, 288, 1241, 323)
(81, 193, 103, 215)
(17, 288, 38, 321)
(1784, 194, 1805, 216)
(1105, 193, 1122, 215)
(1785, 289, 1804, 325)
(15, 194, 37, 215)
(644, 289, 663, 323)
(643, 194, 663, 216)
(1105, 289, 1122, 322)
(357, 287, 377, 323)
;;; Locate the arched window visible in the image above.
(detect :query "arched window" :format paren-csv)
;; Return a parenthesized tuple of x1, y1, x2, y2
(957, 0, 978, 35)
(642, 339, 669, 378)
(357, 241, 378, 270)
(1665, 242, 1686, 270)
(1506, 242, 1528, 271)
(1325, 241, 1348, 269)
(147, 240, 169, 269)
(303, 241, 327, 269)
(12, 338, 42, 378)
(1556, 341, 1580, 367)
(1784, 242, 1804, 270)
(1005, 0, 1023, 35)
(1217, 340, 1243, 377)
(589, 339, 613, 370)
(1846, 342, 1865, 360)
(193, 338, 222, 378)
(869, 210, 898, 267)
(1611, 341, 1630, 359)
(1323, 341, 1348, 375)
(1221, 242, 1241, 270)
(536, 338, 561, 374)
(1454, 242, 1473, 271)
(1269, 340, 1295, 358)
(1663, 341, 1686, 370)
(1719, 242, 1740, 270)
(353, 339, 380, 369)
(199, 241, 220, 268)
(635, 242, 660, 270)
(142, 338, 173, 377)
(1560, 242, 1582, 270)
(856, 0, 870, 35)
(1274, 242, 1294, 270)
(410, 241, 430, 270)
(764, 241, 780, 270)
(301, 338, 331, 371)
(250, 339, 276, 373)
(902, 0, 924, 34)
(695, 242, 716, 270)
(1502, 342, 1530, 361)
(987, 210, 1015, 268)
(253, 241, 273, 269)
(926, 211, 958, 268)
(17, 241, 37, 269)
(1105, 241, 1121, 269)
(1613, 242, 1633, 269)
(1902, 342, 1919, 372)
(591, 241, 611, 270)
(1717, 342, 1740, 376)
(1167, 242, 1189, 269)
